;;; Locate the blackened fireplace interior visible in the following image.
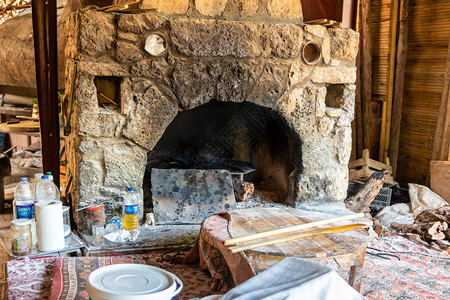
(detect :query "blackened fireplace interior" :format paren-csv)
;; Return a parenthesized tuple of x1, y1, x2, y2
(143, 100, 300, 208)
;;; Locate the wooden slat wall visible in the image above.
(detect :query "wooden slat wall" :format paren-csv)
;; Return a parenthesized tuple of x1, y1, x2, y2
(370, 0, 391, 159)
(397, 0, 450, 185)
(368, 0, 450, 185)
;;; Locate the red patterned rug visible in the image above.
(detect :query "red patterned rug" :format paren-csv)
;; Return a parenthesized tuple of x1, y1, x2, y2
(6, 236, 450, 300)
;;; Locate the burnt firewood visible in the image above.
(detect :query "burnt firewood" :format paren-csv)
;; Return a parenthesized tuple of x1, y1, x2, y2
(415, 206, 450, 224)
(232, 178, 254, 202)
(428, 221, 448, 240)
(391, 221, 449, 242)
(344, 170, 389, 213)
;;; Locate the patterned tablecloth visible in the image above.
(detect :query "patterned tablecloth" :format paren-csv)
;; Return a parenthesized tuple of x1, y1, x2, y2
(6, 222, 450, 300)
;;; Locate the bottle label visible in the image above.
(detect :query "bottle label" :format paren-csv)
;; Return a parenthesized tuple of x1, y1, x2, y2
(12, 238, 30, 253)
(124, 204, 138, 215)
(16, 203, 35, 219)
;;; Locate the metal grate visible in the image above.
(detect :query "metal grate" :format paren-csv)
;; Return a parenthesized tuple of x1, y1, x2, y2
(347, 182, 392, 212)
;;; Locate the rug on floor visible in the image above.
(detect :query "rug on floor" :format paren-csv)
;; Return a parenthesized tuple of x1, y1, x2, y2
(6, 236, 450, 300)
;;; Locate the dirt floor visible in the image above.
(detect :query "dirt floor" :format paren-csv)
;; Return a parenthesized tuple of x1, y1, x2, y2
(0, 208, 14, 299)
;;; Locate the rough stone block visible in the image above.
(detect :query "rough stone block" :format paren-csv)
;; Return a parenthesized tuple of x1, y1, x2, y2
(301, 137, 336, 172)
(141, 0, 189, 15)
(78, 137, 101, 154)
(289, 62, 313, 87)
(318, 117, 335, 137)
(170, 19, 263, 58)
(335, 126, 352, 165)
(195, 0, 228, 16)
(79, 160, 103, 190)
(329, 28, 359, 61)
(228, 0, 259, 16)
(265, 24, 303, 59)
(247, 63, 289, 108)
(315, 86, 327, 117)
(173, 61, 215, 109)
(170, 19, 303, 59)
(75, 76, 98, 111)
(78, 10, 115, 57)
(122, 81, 178, 150)
(78, 111, 126, 138)
(117, 13, 166, 34)
(151, 169, 236, 224)
(77, 61, 129, 77)
(304, 25, 326, 37)
(213, 60, 263, 103)
(295, 167, 348, 203)
(311, 66, 357, 84)
(130, 59, 171, 85)
(104, 143, 147, 189)
(116, 40, 144, 63)
(267, 0, 303, 20)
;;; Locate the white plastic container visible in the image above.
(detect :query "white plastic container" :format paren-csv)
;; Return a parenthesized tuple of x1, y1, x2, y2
(86, 264, 183, 300)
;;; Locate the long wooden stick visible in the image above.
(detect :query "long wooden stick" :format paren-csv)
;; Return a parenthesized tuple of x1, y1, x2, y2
(228, 224, 366, 253)
(223, 212, 364, 246)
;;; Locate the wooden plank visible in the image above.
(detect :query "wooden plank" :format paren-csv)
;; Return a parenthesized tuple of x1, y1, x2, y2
(432, 34, 450, 161)
(430, 161, 450, 202)
(360, 0, 372, 151)
(0, 106, 32, 116)
(0, 121, 40, 133)
(379, 0, 400, 162)
(389, 0, 410, 178)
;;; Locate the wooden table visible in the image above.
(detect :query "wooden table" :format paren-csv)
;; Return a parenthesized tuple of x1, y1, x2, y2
(208, 208, 370, 291)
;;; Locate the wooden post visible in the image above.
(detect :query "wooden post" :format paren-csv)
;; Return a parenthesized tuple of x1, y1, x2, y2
(31, 0, 61, 188)
(379, 0, 400, 162)
(360, 0, 372, 152)
(389, 0, 410, 178)
(432, 34, 450, 162)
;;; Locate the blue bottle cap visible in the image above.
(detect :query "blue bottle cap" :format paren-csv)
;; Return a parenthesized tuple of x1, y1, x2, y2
(47, 172, 52, 175)
(41, 175, 49, 180)
(20, 177, 28, 182)
(127, 187, 135, 192)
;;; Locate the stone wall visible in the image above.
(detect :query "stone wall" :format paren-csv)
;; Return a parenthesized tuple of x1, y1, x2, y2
(64, 7, 358, 225)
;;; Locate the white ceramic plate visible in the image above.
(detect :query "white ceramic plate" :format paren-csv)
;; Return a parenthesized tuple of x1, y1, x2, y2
(87, 264, 183, 300)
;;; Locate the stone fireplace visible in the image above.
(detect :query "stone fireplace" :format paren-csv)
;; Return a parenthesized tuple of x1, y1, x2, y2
(64, 0, 358, 227)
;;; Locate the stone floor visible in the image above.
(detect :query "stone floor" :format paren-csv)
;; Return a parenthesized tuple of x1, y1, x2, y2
(0, 207, 13, 299)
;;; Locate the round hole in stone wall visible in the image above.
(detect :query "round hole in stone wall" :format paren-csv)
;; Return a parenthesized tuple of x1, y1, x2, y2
(302, 42, 321, 65)
(144, 33, 167, 56)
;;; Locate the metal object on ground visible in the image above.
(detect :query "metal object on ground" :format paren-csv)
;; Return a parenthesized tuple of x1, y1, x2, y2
(151, 168, 236, 224)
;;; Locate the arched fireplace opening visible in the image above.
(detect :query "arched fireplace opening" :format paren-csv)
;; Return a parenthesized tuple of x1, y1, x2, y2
(143, 100, 299, 207)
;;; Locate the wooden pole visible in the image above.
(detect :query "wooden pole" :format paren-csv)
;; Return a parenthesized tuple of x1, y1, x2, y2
(224, 212, 365, 246)
(354, 0, 363, 158)
(360, 0, 372, 152)
(432, 34, 450, 162)
(389, 0, 410, 178)
(228, 224, 366, 253)
(31, 0, 61, 188)
(379, 0, 400, 162)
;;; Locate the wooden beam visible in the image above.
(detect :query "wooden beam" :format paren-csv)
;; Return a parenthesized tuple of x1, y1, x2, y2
(432, 34, 450, 162)
(31, 0, 60, 188)
(354, 0, 363, 158)
(360, 0, 372, 152)
(379, 0, 400, 162)
(389, 0, 410, 178)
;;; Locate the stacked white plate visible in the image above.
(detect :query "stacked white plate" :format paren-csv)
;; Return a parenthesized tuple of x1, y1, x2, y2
(86, 264, 183, 300)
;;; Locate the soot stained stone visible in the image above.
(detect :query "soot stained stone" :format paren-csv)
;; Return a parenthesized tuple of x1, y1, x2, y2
(151, 169, 236, 224)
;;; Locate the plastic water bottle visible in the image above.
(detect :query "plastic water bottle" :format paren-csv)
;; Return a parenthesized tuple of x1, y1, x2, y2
(14, 177, 35, 220)
(35, 175, 60, 202)
(123, 187, 139, 230)
(13, 177, 37, 246)
(106, 216, 122, 232)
